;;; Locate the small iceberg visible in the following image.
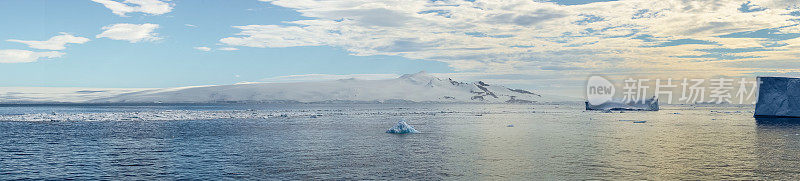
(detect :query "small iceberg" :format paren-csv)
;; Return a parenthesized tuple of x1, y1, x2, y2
(386, 120, 420, 134)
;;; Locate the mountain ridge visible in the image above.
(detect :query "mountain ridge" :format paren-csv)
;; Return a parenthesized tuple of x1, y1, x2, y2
(90, 72, 549, 103)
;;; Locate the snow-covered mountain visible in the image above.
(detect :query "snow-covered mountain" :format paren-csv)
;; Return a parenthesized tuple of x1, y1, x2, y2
(90, 72, 547, 103)
(0, 87, 152, 103)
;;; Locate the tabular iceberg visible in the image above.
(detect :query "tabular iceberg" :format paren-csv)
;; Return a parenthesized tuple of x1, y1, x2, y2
(386, 120, 420, 134)
(585, 97, 659, 111)
(754, 76, 800, 118)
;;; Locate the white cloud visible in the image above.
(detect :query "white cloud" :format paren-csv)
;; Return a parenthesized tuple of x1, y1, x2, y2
(227, 0, 800, 80)
(260, 73, 400, 82)
(7, 33, 90, 50)
(218, 47, 238, 51)
(91, 0, 172, 17)
(194, 47, 211, 51)
(96, 23, 161, 43)
(220, 25, 330, 48)
(185, 24, 197, 27)
(0, 49, 64, 63)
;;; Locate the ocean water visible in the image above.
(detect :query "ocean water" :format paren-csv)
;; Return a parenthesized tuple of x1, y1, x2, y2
(1, 103, 799, 180)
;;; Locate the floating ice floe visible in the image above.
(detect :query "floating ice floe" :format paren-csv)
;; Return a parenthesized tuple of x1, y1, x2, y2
(619, 120, 647, 123)
(0, 110, 299, 122)
(0, 108, 547, 122)
(386, 120, 420, 134)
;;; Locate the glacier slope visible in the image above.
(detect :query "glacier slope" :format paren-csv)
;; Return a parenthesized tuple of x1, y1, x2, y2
(91, 72, 546, 103)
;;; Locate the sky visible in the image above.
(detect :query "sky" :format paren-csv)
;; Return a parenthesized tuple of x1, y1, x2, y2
(1, 0, 800, 97)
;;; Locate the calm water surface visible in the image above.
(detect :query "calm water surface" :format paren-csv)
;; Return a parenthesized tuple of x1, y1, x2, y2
(1, 103, 799, 180)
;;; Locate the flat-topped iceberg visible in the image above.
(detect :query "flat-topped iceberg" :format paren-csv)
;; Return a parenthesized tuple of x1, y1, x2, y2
(386, 120, 420, 134)
(754, 76, 800, 118)
(585, 97, 659, 111)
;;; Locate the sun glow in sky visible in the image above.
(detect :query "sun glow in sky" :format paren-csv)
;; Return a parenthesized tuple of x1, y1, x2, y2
(1, 0, 799, 96)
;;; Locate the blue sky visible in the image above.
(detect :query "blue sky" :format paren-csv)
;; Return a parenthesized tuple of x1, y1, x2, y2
(0, 0, 452, 87)
(1, 0, 800, 96)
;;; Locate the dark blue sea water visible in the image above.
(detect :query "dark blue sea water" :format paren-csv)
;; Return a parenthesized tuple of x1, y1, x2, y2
(1, 103, 799, 180)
